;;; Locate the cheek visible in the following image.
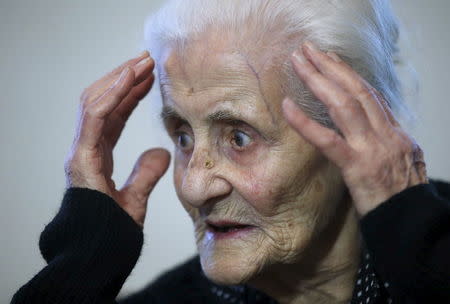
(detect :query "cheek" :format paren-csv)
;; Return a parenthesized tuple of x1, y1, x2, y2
(230, 146, 326, 217)
(222, 146, 280, 209)
(223, 145, 263, 166)
(231, 163, 286, 216)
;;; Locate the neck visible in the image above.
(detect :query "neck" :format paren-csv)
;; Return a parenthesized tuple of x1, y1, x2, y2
(248, 196, 361, 304)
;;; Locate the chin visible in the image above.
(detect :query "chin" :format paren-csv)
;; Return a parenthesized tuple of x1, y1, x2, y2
(196, 228, 268, 285)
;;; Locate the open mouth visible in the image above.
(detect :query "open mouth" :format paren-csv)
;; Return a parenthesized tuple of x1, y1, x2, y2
(206, 220, 254, 234)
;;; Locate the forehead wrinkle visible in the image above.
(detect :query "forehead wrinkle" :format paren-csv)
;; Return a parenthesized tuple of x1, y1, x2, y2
(161, 69, 259, 107)
(236, 51, 277, 126)
(161, 64, 256, 98)
(161, 49, 280, 129)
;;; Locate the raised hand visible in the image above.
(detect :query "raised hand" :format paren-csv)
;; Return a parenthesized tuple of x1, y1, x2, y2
(64, 51, 170, 227)
(282, 42, 428, 217)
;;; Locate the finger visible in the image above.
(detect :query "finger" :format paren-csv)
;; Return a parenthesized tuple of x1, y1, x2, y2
(109, 51, 149, 77)
(105, 74, 155, 147)
(326, 50, 398, 126)
(92, 67, 136, 117)
(88, 56, 155, 103)
(302, 41, 395, 130)
(282, 97, 353, 168)
(115, 73, 155, 120)
(291, 47, 372, 140)
(121, 148, 171, 225)
(370, 88, 399, 127)
(78, 67, 135, 148)
(81, 51, 148, 101)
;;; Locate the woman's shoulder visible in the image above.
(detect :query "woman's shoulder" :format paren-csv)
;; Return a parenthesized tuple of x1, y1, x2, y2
(119, 255, 218, 304)
(431, 179, 450, 199)
(148, 255, 205, 290)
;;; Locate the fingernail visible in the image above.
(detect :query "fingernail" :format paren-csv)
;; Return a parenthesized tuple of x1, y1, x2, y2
(136, 57, 151, 67)
(139, 50, 149, 57)
(303, 40, 318, 53)
(282, 97, 297, 112)
(292, 48, 307, 64)
(327, 51, 342, 63)
(114, 67, 130, 86)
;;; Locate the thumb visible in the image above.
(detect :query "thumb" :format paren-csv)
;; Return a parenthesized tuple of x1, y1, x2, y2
(120, 148, 171, 226)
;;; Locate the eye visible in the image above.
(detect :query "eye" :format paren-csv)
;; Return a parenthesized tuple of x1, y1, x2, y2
(230, 130, 252, 149)
(175, 132, 194, 151)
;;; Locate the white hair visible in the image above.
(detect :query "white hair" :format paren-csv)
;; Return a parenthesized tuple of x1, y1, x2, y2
(144, 0, 412, 127)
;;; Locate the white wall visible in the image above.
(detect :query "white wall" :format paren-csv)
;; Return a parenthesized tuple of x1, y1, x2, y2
(1, 0, 449, 302)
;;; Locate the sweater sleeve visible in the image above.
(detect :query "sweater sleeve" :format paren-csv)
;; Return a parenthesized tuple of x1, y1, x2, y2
(11, 188, 144, 304)
(360, 182, 450, 302)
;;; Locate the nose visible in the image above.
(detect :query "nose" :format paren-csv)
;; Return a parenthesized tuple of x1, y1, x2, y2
(180, 148, 232, 208)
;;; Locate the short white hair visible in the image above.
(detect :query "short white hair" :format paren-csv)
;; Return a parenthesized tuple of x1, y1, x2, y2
(144, 0, 411, 127)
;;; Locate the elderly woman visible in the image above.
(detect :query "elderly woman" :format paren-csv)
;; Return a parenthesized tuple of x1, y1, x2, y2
(12, 0, 449, 303)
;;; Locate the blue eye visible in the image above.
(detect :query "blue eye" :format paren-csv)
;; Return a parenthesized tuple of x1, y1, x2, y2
(232, 130, 251, 148)
(176, 132, 194, 150)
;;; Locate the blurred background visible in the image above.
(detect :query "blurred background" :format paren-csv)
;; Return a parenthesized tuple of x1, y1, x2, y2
(1, 0, 449, 302)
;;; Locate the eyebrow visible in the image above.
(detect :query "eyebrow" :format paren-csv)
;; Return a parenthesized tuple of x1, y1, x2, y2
(206, 109, 245, 123)
(160, 105, 246, 124)
(160, 105, 184, 122)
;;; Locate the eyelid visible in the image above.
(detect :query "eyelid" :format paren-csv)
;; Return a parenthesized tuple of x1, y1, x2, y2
(167, 119, 191, 134)
(227, 129, 253, 152)
(225, 119, 277, 145)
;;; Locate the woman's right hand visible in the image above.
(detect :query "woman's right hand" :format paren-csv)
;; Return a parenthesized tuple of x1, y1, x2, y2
(64, 51, 171, 227)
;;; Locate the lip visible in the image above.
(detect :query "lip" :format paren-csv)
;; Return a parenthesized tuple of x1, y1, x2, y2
(205, 219, 256, 240)
(206, 219, 251, 227)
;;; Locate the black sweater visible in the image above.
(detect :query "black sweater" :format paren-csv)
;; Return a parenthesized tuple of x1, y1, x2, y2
(11, 181, 450, 304)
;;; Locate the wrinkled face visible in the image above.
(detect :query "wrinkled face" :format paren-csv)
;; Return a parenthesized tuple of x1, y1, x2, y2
(159, 35, 346, 285)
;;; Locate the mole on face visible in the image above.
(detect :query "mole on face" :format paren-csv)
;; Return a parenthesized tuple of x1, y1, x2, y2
(187, 87, 195, 96)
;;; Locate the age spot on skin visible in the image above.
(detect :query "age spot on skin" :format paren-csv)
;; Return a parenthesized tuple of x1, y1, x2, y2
(187, 87, 195, 96)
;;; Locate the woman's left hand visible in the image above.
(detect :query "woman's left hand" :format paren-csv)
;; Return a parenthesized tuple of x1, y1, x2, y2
(282, 41, 428, 217)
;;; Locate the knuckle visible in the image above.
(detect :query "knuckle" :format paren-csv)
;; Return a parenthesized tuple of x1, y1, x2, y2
(322, 132, 341, 148)
(82, 104, 95, 118)
(394, 134, 413, 153)
(305, 70, 322, 86)
(136, 190, 149, 203)
(328, 106, 340, 121)
(128, 188, 148, 203)
(64, 157, 81, 183)
(64, 150, 81, 173)
(414, 144, 424, 156)
(110, 87, 125, 101)
(64, 160, 75, 176)
(338, 95, 358, 112)
(83, 103, 104, 119)
(80, 88, 94, 105)
(89, 105, 103, 117)
(356, 86, 375, 101)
